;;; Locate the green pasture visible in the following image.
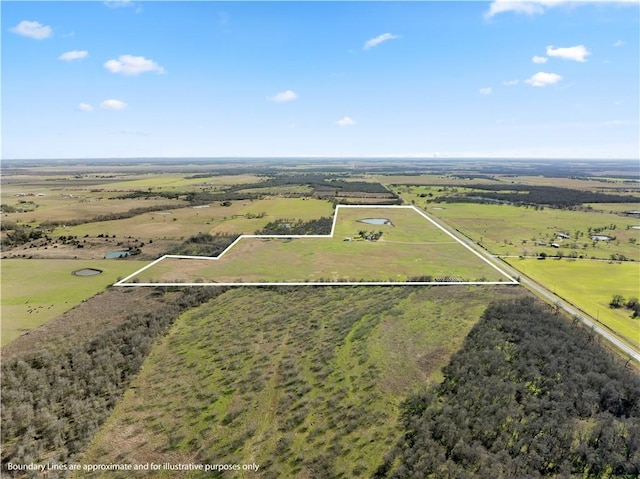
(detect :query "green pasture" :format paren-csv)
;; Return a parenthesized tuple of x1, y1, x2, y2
(128, 207, 511, 283)
(1, 259, 146, 345)
(505, 258, 640, 348)
(2, 193, 186, 225)
(417, 202, 640, 261)
(55, 202, 248, 240)
(78, 285, 523, 478)
(210, 197, 334, 234)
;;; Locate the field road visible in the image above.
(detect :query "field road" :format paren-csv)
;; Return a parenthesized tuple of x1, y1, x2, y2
(417, 206, 640, 364)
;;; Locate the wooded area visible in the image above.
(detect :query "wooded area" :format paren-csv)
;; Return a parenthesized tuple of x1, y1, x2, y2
(1, 287, 226, 477)
(376, 297, 640, 478)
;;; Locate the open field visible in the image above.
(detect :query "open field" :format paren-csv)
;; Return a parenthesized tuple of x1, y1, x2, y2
(92, 173, 264, 191)
(122, 206, 514, 284)
(505, 258, 640, 349)
(412, 201, 640, 261)
(77, 285, 525, 478)
(1, 259, 147, 345)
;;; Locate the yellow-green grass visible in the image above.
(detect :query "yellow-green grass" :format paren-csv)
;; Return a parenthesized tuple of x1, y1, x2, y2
(78, 286, 524, 478)
(128, 207, 510, 283)
(505, 258, 640, 348)
(1, 259, 147, 345)
(420, 202, 640, 261)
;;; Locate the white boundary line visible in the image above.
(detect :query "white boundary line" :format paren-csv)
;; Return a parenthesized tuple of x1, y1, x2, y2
(114, 205, 518, 287)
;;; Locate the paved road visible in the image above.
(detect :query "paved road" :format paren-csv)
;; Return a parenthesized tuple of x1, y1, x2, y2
(418, 206, 640, 364)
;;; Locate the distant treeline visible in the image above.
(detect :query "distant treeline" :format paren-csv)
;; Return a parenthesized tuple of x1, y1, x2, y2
(433, 184, 636, 207)
(117, 174, 395, 202)
(376, 297, 640, 479)
(255, 217, 334, 235)
(1, 287, 226, 477)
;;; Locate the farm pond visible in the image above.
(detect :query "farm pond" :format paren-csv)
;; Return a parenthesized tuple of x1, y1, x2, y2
(73, 268, 103, 276)
(358, 218, 393, 226)
(104, 251, 131, 258)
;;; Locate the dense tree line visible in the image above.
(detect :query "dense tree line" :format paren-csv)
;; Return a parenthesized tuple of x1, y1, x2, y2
(376, 297, 640, 479)
(166, 232, 240, 257)
(1, 287, 226, 478)
(435, 184, 635, 207)
(255, 217, 334, 235)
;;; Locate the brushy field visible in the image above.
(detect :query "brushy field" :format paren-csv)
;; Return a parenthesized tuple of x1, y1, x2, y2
(505, 258, 640, 349)
(126, 207, 512, 284)
(77, 285, 524, 478)
(415, 201, 640, 261)
(1, 259, 147, 345)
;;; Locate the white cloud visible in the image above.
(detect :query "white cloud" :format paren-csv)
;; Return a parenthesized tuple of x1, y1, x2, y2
(546, 45, 591, 62)
(364, 33, 399, 50)
(336, 116, 356, 127)
(532, 55, 548, 64)
(10, 20, 52, 40)
(613, 40, 625, 47)
(479, 87, 492, 95)
(104, 55, 165, 75)
(78, 103, 93, 112)
(268, 90, 298, 103)
(104, 1, 134, 8)
(603, 120, 630, 125)
(100, 99, 127, 110)
(525, 72, 563, 87)
(503, 79, 519, 86)
(59, 50, 88, 61)
(485, 0, 638, 18)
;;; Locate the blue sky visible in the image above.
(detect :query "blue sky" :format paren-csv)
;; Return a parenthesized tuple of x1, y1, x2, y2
(2, 1, 638, 159)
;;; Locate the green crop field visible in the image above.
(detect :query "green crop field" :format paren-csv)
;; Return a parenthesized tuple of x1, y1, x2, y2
(505, 258, 640, 348)
(77, 285, 524, 478)
(124, 206, 512, 284)
(1, 259, 147, 345)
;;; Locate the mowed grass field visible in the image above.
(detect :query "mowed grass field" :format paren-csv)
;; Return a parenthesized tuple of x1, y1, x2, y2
(77, 285, 524, 478)
(1, 259, 147, 345)
(505, 258, 640, 348)
(127, 207, 512, 283)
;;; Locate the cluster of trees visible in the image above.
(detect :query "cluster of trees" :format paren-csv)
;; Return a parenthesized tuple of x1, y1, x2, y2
(435, 184, 636, 207)
(376, 297, 640, 478)
(0, 223, 46, 248)
(357, 230, 383, 241)
(610, 295, 640, 317)
(255, 217, 333, 235)
(1, 287, 226, 476)
(166, 232, 239, 257)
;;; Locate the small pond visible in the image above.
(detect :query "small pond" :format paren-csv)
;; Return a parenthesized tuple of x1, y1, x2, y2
(104, 251, 130, 258)
(591, 235, 613, 241)
(73, 268, 103, 277)
(358, 218, 393, 226)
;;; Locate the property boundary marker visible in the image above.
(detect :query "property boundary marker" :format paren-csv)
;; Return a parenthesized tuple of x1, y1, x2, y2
(114, 205, 518, 287)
